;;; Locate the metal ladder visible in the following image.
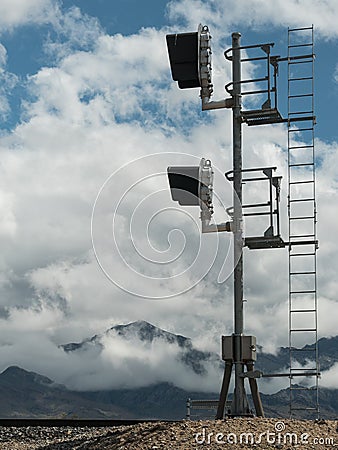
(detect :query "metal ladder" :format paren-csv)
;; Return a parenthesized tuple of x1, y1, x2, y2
(287, 25, 319, 418)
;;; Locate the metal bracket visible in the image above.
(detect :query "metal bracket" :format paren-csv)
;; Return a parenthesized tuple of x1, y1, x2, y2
(224, 41, 281, 122)
(224, 42, 274, 61)
(225, 166, 284, 247)
(201, 97, 234, 110)
(202, 222, 232, 233)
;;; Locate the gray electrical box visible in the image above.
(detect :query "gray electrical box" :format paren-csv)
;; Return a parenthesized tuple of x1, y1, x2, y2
(242, 335, 257, 361)
(221, 336, 233, 361)
(221, 335, 257, 362)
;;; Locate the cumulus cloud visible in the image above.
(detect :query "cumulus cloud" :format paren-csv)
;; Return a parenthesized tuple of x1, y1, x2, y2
(0, 0, 59, 31)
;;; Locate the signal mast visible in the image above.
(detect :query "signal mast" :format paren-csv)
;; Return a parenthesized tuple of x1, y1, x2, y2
(166, 25, 319, 417)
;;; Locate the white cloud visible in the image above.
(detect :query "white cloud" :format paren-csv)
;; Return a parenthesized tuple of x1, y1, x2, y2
(0, 43, 18, 119)
(0, 44, 7, 67)
(0, 190, 17, 238)
(0, 0, 59, 31)
(0, 301, 223, 392)
(321, 363, 338, 389)
(69, 332, 220, 391)
(168, 0, 338, 39)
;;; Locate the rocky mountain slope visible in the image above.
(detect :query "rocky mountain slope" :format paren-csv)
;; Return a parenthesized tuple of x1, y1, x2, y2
(60, 320, 338, 376)
(60, 320, 217, 376)
(0, 366, 132, 419)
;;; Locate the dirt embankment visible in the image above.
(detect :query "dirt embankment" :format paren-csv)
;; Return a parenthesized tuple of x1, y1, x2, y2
(0, 418, 337, 449)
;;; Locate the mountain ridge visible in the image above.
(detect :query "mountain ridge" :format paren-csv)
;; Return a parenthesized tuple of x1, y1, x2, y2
(0, 364, 337, 419)
(2, 320, 334, 419)
(60, 320, 336, 376)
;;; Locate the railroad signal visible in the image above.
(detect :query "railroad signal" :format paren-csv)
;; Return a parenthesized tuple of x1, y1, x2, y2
(167, 158, 214, 212)
(167, 165, 200, 206)
(165, 26, 319, 419)
(167, 159, 232, 233)
(166, 24, 213, 98)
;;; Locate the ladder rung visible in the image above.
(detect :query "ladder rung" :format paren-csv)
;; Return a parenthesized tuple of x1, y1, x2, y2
(289, 234, 316, 239)
(288, 43, 313, 48)
(289, 198, 315, 203)
(288, 127, 313, 132)
(290, 290, 316, 294)
(290, 252, 316, 256)
(289, 180, 314, 185)
(288, 53, 314, 60)
(290, 309, 316, 313)
(289, 26, 313, 32)
(290, 328, 317, 332)
(289, 60, 313, 65)
(289, 93, 313, 98)
(289, 110, 314, 115)
(289, 77, 313, 82)
(290, 271, 315, 275)
(290, 243, 317, 248)
(287, 116, 316, 124)
(289, 215, 315, 220)
(289, 162, 314, 167)
(289, 145, 314, 149)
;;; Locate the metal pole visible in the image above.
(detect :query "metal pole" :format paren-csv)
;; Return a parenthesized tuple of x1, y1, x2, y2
(231, 32, 248, 416)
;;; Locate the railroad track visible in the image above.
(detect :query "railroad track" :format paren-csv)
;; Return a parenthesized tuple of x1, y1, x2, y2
(0, 418, 176, 427)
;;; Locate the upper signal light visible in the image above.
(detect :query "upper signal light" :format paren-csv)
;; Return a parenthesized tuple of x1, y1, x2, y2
(166, 32, 200, 89)
(166, 24, 212, 95)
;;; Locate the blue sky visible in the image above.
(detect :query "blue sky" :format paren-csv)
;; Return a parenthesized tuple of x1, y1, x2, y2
(0, 0, 338, 394)
(1, 1, 337, 140)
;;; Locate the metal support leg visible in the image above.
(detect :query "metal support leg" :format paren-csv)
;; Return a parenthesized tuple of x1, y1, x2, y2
(216, 362, 233, 419)
(246, 361, 264, 417)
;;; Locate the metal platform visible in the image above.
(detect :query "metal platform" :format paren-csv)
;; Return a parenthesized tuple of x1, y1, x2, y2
(245, 235, 285, 249)
(241, 107, 284, 126)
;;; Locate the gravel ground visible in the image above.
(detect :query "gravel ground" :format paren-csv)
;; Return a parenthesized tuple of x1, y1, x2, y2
(0, 419, 337, 449)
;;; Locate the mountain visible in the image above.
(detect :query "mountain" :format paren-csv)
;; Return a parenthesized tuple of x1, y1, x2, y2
(0, 366, 132, 419)
(60, 320, 338, 377)
(60, 320, 218, 376)
(1, 321, 337, 419)
(256, 336, 338, 373)
(0, 366, 337, 419)
(111, 320, 188, 345)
